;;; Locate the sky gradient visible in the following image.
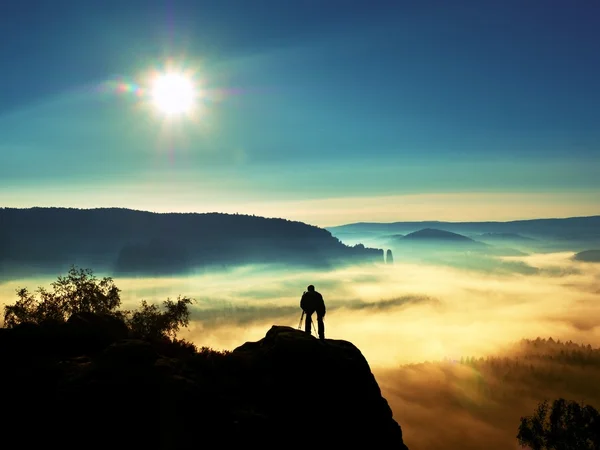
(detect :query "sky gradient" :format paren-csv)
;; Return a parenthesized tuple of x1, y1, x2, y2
(1, 0, 599, 226)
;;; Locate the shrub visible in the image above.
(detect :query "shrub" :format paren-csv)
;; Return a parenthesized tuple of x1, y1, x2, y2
(3, 266, 120, 327)
(3, 265, 196, 344)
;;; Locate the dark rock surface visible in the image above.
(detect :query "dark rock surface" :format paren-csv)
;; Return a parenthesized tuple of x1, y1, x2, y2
(573, 249, 600, 262)
(0, 318, 408, 449)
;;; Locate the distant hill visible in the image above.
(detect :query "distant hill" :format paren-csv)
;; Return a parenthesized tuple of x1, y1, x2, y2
(327, 215, 600, 255)
(402, 228, 476, 242)
(389, 228, 488, 250)
(573, 249, 600, 262)
(476, 232, 535, 241)
(327, 215, 600, 242)
(0, 207, 384, 277)
(387, 233, 405, 239)
(383, 228, 528, 262)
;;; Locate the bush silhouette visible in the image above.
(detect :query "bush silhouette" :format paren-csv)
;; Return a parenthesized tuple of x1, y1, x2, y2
(2, 265, 195, 343)
(126, 296, 194, 341)
(517, 398, 600, 449)
(3, 266, 121, 326)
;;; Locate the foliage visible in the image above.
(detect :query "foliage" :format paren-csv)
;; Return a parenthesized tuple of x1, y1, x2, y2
(445, 338, 600, 376)
(517, 398, 600, 449)
(125, 296, 194, 341)
(2, 265, 196, 344)
(3, 266, 121, 327)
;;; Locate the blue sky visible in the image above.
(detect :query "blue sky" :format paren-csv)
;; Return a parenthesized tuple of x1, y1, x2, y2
(1, 0, 599, 226)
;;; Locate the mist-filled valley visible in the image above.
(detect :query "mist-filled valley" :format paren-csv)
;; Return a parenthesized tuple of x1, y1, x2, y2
(4, 2, 600, 447)
(2, 221, 599, 449)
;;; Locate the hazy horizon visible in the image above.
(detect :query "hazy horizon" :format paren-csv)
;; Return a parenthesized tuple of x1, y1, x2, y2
(2, 2, 599, 226)
(2, 204, 600, 229)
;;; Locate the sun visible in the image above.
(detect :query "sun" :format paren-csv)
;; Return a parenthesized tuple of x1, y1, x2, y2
(150, 72, 196, 116)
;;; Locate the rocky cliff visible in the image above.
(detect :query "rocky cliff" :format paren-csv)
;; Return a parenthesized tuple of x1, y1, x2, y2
(0, 316, 408, 449)
(386, 248, 394, 264)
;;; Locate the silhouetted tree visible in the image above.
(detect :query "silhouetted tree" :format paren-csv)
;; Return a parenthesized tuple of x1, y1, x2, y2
(3, 266, 121, 327)
(517, 398, 600, 449)
(2, 266, 196, 344)
(125, 296, 194, 341)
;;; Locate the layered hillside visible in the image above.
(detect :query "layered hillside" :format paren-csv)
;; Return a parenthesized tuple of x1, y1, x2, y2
(402, 228, 478, 242)
(327, 216, 600, 253)
(0, 207, 384, 277)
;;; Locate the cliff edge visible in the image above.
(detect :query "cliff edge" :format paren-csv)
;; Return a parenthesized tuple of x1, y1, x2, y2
(0, 317, 408, 449)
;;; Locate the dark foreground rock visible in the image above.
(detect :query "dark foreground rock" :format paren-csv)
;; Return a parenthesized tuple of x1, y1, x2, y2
(0, 319, 408, 449)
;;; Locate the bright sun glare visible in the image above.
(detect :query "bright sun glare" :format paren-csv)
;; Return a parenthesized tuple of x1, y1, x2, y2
(151, 72, 196, 115)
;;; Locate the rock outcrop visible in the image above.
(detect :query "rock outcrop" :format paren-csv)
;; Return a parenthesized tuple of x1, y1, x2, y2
(0, 318, 408, 449)
(386, 248, 394, 264)
(233, 326, 408, 447)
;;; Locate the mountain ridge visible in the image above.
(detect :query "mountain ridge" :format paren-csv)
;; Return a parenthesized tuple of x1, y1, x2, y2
(0, 207, 386, 279)
(328, 215, 600, 229)
(402, 228, 477, 242)
(326, 215, 600, 245)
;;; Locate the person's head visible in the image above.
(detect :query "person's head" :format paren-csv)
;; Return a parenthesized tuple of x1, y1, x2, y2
(307, 285, 315, 292)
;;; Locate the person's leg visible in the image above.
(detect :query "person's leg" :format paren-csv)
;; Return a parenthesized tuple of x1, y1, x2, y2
(317, 315, 325, 340)
(304, 313, 312, 334)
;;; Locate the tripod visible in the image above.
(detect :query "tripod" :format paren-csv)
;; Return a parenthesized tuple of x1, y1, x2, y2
(298, 310, 318, 335)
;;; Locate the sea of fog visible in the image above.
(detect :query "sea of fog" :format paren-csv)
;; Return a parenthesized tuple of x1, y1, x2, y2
(1, 251, 598, 366)
(2, 251, 599, 449)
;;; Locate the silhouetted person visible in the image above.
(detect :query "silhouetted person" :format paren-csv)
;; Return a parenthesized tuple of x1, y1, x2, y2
(300, 285, 326, 340)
